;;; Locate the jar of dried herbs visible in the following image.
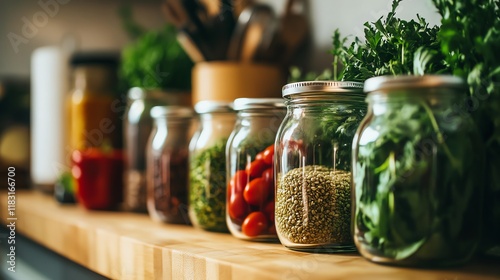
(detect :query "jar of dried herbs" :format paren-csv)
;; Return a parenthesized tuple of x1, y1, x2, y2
(147, 106, 193, 224)
(189, 101, 236, 232)
(352, 75, 484, 267)
(275, 81, 365, 252)
(226, 98, 286, 241)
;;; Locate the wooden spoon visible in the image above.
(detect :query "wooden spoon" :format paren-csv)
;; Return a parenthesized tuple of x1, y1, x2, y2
(279, 0, 309, 65)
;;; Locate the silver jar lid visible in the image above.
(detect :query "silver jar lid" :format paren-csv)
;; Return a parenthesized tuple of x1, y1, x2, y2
(364, 75, 465, 93)
(150, 106, 193, 119)
(282, 81, 364, 97)
(232, 98, 285, 111)
(194, 100, 234, 114)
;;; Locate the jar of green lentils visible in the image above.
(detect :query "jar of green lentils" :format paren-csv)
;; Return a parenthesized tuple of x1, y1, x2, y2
(226, 98, 286, 241)
(188, 101, 236, 232)
(275, 81, 366, 252)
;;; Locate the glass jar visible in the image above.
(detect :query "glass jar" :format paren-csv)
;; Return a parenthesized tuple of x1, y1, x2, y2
(275, 81, 365, 252)
(68, 52, 124, 210)
(226, 98, 286, 241)
(69, 52, 122, 151)
(147, 106, 193, 224)
(352, 75, 484, 267)
(124, 88, 190, 213)
(189, 101, 236, 232)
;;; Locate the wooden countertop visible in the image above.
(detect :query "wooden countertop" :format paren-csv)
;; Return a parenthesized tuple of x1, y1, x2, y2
(1, 190, 499, 280)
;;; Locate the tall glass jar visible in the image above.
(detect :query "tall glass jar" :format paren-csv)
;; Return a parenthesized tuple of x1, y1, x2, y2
(124, 88, 190, 213)
(189, 101, 236, 232)
(275, 81, 365, 252)
(68, 52, 124, 210)
(352, 75, 484, 267)
(226, 98, 286, 241)
(147, 106, 193, 224)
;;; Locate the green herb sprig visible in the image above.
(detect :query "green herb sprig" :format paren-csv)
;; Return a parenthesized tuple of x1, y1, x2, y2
(331, 0, 447, 81)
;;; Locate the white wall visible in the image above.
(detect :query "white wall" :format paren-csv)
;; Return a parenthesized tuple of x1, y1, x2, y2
(0, 0, 441, 76)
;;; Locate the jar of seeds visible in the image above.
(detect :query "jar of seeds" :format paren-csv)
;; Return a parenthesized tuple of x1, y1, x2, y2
(146, 106, 193, 224)
(275, 81, 366, 252)
(226, 98, 286, 241)
(188, 101, 236, 232)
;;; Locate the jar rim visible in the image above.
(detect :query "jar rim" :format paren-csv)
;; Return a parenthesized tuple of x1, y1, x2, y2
(194, 100, 234, 114)
(282, 81, 364, 97)
(232, 98, 285, 111)
(150, 106, 193, 119)
(364, 75, 465, 93)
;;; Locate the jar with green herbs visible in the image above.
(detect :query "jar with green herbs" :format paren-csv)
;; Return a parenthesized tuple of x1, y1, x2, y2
(226, 98, 286, 241)
(352, 75, 484, 267)
(146, 106, 193, 224)
(275, 81, 365, 252)
(189, 101, 236, 232)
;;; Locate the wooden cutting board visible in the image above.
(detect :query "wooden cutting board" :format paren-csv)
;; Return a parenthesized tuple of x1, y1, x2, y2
(1, 190, 499, 280)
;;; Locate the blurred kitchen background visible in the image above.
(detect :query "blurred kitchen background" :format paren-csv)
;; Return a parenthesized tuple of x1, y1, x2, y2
(0, 0, 440, 188)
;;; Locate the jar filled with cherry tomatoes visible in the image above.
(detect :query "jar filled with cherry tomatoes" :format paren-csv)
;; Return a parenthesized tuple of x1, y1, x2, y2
(226, 98, 285, 241)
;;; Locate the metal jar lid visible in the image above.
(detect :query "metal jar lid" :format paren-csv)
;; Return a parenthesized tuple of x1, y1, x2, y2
(194, 100, 234, 114)
(282, 81, 364, 97)
(150, 106, 193, 119)
(364, 75, 465, 93)
(232, 98, 285, 111)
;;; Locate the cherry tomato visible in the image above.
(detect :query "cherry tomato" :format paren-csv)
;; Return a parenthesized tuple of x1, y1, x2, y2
(262, 167, 273, 186)
(262, 144, 274, 166)
(246, 158, 266, 179)
(255, 152, 264, 161)
(264, 200, 275, 222)
(229, 170, 248, 196)
(242, 211, 268, 237)
(228, 193, 248, 220)
(244, 178, 269, 205)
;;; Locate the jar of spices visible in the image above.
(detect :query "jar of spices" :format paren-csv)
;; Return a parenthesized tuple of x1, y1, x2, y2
(147, 106, 193, 224)
(189, 101, 236, 232)
(68, 52, 124, 210)
(124, 88, 190, 213)
(275, 81, 365, 252)
(226, 98, 286, 241)
(352, 75, 484, 267)
(69, 52, 122, 151)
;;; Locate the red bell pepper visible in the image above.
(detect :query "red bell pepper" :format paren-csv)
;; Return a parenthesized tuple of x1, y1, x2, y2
(71, 148, 124, 210)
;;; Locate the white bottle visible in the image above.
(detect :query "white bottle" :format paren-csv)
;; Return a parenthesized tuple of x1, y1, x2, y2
(30, 46, 69, 192)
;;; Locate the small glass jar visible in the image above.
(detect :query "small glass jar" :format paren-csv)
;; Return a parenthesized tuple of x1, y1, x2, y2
(226, 98, 286, 241)
(124, 88, 188, 213)
(275, 81, 365, 252)
(188, 101, 236, 232)
(147, 106, 193, 224)
(352, 75, 484, 267)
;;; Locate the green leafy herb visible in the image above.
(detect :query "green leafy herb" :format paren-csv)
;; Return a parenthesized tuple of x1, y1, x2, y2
(331, 0, 447, 81)
(354, 98, 483, 263)
(118, 5, 193, 91)
(432, 0, 500, 253)
(189, 139, 229, 233)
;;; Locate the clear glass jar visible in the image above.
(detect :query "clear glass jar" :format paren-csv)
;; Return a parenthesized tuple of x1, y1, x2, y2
(69, 53, 122, 151)
(147, 106, 193, 224)
(226, 98, 286, 241)
(188, 101, 236, 232)
(352, 75, 484, 267)
(124, 88, 188, 213)
(275, 81, 365, 252)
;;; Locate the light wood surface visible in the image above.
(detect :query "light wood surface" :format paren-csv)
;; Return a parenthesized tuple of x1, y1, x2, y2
(1, 190, 499, 280)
